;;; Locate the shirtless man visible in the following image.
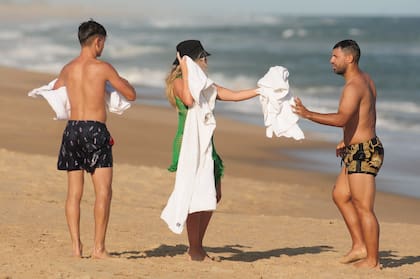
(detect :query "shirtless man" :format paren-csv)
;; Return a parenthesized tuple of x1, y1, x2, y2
(54, 20, 136, 259)
(293, 39, 384, 269)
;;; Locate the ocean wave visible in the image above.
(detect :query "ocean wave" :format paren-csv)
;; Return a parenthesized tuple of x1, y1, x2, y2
(282, 28, 308, 39)
(377, 117, 420, 133)
(146, 14, 284, 29)
(21, 20, 72, 32)
(348, 28, 363, 36)
(122, 68, 259, 90)
(0, 30, 23, 40)
(27, 62, 67, 75)
(293, 86, 341, 97)
(107, 44, 165, 59)
(0, 17, 417, 138)
(378, 100, 420, 114)
(210, 72, 257, 89)
(6, 41, 75, 62)
(119, 67, 167, 88)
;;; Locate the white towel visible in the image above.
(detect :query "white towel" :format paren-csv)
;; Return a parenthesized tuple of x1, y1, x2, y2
(161, 56, 218, 234)
(28, 79, 131, 120)
(257, 66, 304, 140)
(105, 82, 132, 114)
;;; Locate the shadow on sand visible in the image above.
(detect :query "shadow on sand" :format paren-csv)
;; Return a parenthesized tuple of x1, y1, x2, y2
(111, 244, 335, 262)
(379, 250, 420, 269)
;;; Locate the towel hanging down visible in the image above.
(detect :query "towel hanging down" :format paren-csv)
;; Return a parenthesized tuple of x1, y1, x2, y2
(161, 56, 218, 234)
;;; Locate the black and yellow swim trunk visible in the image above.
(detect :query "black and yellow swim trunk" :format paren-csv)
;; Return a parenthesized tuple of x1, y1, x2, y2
(342, 137, 384, 177)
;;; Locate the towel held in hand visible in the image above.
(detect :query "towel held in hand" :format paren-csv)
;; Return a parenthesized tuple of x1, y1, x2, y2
(28, 79, 131, 120)
(257, 66, 304, 140)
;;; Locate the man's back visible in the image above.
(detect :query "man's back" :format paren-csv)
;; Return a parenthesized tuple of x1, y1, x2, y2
(342, 71, 377, 145)
(57, 56, 108, 122)
(54, 36, 136, 122)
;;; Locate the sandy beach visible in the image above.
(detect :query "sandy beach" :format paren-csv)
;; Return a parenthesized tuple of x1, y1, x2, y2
(0, 66, 419, 278)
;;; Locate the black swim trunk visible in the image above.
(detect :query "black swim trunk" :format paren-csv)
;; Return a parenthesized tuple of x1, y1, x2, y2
(57, 120, 114, 173)
(342, 136, 384, 177)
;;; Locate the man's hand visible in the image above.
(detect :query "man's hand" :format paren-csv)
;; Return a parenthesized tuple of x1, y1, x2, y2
(336, 140, 346, 158)
(292, 97, 309, 119)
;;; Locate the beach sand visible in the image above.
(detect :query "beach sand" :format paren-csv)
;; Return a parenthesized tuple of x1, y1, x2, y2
(1, 66, 419, 278)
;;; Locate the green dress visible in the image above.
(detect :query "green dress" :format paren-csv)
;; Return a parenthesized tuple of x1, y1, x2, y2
(168, 96, 224, 186)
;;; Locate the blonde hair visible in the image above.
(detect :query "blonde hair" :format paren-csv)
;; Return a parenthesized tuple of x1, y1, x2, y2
(165, 65, 182, 108)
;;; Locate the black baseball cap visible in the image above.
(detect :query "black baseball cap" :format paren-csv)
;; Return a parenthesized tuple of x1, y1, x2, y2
(173, 40, 211, 65)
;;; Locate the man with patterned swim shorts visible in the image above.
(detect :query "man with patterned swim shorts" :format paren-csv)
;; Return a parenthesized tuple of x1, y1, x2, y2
(342, 136, 384, 177)
(293, 39, 384, 269)
(54, 20, 136, 259)
(58, 120, 115, 173)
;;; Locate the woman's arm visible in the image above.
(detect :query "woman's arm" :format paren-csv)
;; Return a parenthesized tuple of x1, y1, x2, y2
(174, 52, 194, 107)
(215, 85, 258, 102)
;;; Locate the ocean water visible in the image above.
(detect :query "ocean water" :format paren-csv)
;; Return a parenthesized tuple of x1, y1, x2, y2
(0, 16, 419, 198)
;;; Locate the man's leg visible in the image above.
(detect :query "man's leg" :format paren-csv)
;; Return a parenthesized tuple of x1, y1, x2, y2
(332, 167, 367, 263)
(91, 167, 113, 259)
(348, 173, 380, 268)
(66, 170, 84, 257)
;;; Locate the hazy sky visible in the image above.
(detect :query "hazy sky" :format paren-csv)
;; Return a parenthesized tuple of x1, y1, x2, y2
(20, 0, 420, 17)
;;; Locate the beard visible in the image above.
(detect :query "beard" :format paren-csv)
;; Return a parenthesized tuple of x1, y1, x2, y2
(333, 65, 346, 75)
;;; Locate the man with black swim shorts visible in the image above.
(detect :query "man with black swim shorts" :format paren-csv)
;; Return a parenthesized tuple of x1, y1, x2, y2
(54, 20, 136, 259)
(293, 40, 384, 269)
(58, 120, 114, 173)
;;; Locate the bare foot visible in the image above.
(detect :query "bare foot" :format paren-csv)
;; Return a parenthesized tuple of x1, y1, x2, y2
(91, 248, 111, 259)
(354, 258, 380, 269)
(71, 242, 83, 258)
(187, 252, 221, 262)
(187, 250, 206, 261)
(339, 249, 367, 264)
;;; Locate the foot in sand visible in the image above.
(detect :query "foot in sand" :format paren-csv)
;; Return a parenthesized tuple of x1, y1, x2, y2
(187, 249, 207, 261)
(91, 248, 111, 259)
(354, 258, 380, 269)
(71, 242, 83, 258)
(187, 253, 220, 262)
(187, 248, 220, 262)
(339, 248, 367, 264)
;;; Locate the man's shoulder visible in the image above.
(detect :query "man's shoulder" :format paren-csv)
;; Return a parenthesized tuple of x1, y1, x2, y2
(93, 58, 112, 67)
(91, 60, 116, 75)
(347, 72, 370, 89)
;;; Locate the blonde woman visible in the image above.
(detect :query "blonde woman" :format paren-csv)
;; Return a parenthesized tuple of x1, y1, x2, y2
(163, 40, 258, 261)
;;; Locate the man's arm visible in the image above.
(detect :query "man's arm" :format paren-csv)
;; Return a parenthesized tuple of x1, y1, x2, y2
(53, 66, 68, 90)
(293, 84, 360, 127)
(104, 62, 137, 101)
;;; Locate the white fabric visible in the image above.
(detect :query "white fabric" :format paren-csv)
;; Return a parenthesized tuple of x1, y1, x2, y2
(28, 79, 131, 120)
(257, 66, 304, 140)
(161, 56, 218, 234)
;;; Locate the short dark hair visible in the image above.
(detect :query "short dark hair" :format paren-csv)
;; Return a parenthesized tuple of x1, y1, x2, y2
(333, 39, 361, 63)
(78, 20, 107, 46)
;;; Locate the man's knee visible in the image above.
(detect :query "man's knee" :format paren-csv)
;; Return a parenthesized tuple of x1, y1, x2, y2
(96, 187, 112, 202)
(332, 184, 350, 205)
(351, 198, 373, 215)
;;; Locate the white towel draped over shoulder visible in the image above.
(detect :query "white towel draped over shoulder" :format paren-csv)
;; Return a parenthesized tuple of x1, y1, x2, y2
(257, 66, 304, 140)
(28, 79, 131, 120)
(161, 56, 218, 234)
